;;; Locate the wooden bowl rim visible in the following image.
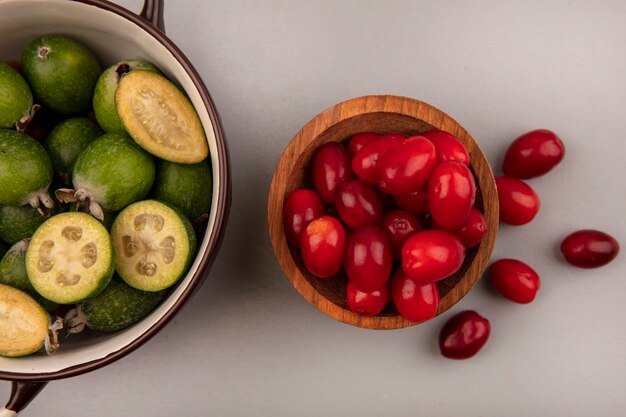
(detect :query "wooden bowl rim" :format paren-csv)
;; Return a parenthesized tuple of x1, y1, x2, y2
(268, 95, 498, 330)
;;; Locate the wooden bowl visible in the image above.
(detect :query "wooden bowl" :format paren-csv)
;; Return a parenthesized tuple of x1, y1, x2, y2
(268, 95, 498, 330)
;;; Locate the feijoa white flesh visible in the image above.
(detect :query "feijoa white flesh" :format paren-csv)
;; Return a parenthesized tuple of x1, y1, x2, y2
(0, 62, 33, 129)
(115, 70, 208, 164)
(0, 283, 50, 357)
(111, 200, 196, 292)
(0, 129, 54, 210)
(26, 212, 114, 304)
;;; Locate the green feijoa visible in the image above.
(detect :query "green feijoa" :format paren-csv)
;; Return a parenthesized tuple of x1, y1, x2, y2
(44, 117, 103, 184)
(26, 212, 114, 304)
(0, 205, 50, 244)
(0, 284, 50, 357)
(0, 62, 33, 128)
(0, 129, 54, 210)
(0, 239, 57, 312)
(111, 200, 196, 292)
(21, 35, 101, 115)
(152, 159, 212, 222)
(61, 133, 155, 220)
(93, 60, 160, 134)
(77, 277, 165, 333)
(116, 70, 208, 163)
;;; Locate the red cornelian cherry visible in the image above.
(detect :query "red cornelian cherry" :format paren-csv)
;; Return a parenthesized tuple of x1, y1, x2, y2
(351, 134, 404, 185)
(439, 310, 490, 359)
(427, 161, 476, 231)
(489, 259, 540, 304)
(453, 207, 488, 248)
(402, 230, 466, 283)
(381, 210, 422, 261)
(346, 281, 390, 316)
(393, 187, 429, 214)
(301, 216, 346, 278)
(347, 132, 380, 155)
(378, 136, 437, 195)
(421, 130, 470, 165)
(560, 230, 620, 268)
(344, 225, 393, 293)
(335, 179, 383, 230)
(311, 142, 353, 204)
(282, 189, 325, 247)
(495, 176, 540, 225)
(503, 129, 565, 179)
(390, 268, 439, 323)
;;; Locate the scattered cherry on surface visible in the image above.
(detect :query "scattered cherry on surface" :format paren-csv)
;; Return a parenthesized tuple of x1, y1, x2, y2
(560, 230, 619, 268)
(489, 259, 540, 304)
(439, 310, 491, 359)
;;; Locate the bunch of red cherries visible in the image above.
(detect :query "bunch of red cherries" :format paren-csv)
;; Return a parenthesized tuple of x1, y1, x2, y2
(283, 129, 620, 359)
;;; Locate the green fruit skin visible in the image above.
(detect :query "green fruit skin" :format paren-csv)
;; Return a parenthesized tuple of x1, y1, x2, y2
(152, 159, 212, 221)
(93, 60, 160, 134)
(44, 117, 103, 183)
(78, 277, 165, 332)
(0, 205, 49, 244)
(21, 35, 101, 115)
(73, 133, 155, 211)
(0, 129, 53, 206)
(0, 62, 33, 128)
(0, 240, 58, 311)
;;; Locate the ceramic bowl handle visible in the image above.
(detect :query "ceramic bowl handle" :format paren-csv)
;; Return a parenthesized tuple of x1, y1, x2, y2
(1, 381, 48, 416)
(140, 0, 165, 34)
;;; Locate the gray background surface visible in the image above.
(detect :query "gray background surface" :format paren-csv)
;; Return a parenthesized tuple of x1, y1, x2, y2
(4, 0, 626, 415)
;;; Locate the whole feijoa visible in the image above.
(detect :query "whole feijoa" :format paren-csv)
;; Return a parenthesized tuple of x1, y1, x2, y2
(44, 117, 103, 184)
(152, 159, 212, 221)
(0, 62, 33, 128)
(0, 129, 54, 210)
(0, 205, 50, 244)
(61, 133, 155, 220)
(76, 277, 165, 333)
(21, 35, 101, 115)
(93, 60, 160, 133)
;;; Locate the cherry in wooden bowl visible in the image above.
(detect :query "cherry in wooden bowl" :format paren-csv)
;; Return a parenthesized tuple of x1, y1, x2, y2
(268, 95, 498, 330)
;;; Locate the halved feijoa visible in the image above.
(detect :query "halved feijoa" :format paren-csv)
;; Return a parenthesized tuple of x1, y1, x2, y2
(21, 35, 101, 115)
(0, 205, 50, 244)
(26, 212, 114, 304)
(0, 283, 50, 357)
(111, 200, 196, 292)
(0, 239, 57, 312)
(152, 159, 212, 222)
(116, 70, 208, 164)
(93, 60, 161, 134)
(59, 133, 155, 220)
(0, 62, 33, 128)
(44, 117, 103, 184)
(74, 277, 165, 333)
(0, 129, 54, 210)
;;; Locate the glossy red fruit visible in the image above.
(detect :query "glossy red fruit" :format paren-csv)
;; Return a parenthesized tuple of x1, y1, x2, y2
(439, 310, 490, 359)
(311, 142, 353, 204)
(345, 226, 393, 293)
(560, 230, 620, 268)
(346, 281, 390, 316)
(335, 179, 383, 229)
(283, 189, 326, 247)
(301, 216, 346, 278)
(453, 208, 488, 248)
(489, 259, 540, 304)
(390, 268, 439, 323)
(402, 230, 465, 283)
(421, 130, 470, 165)
(495, 176, 540, 225)
(351, 134, 404, 185)
(393, 187, 429, 214)
(348, 132, 380, 155)
(378, 136, 437, 195)
(382, 210, 422, 261)
(427, 161, 476, 230)
(503, 129, 565, 179)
